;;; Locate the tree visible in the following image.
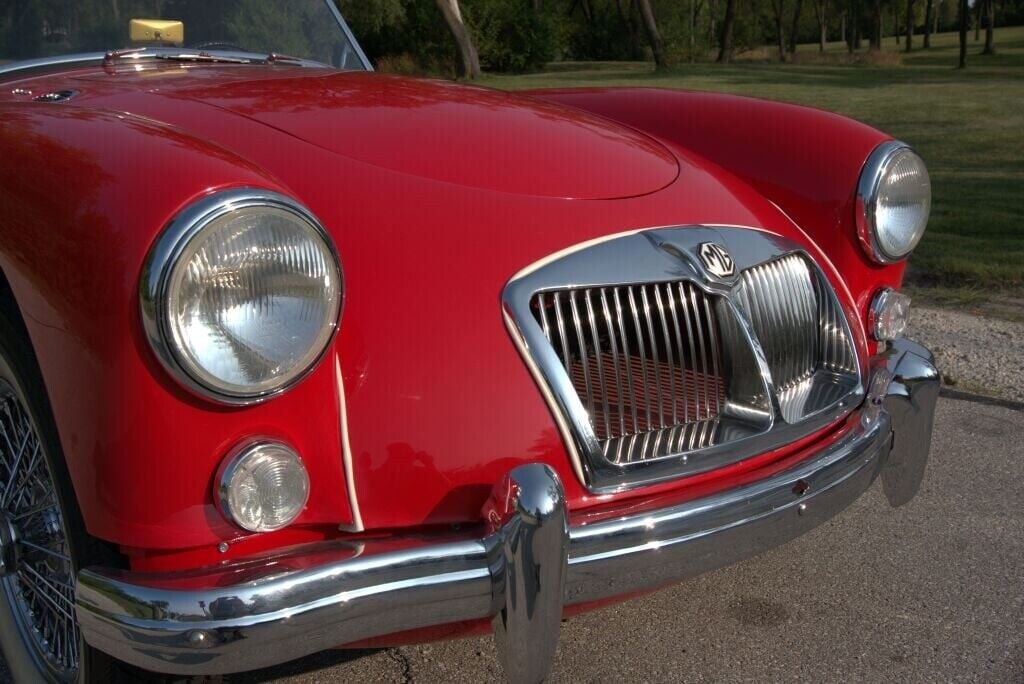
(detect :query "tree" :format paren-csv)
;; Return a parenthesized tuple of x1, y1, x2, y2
(636, 0, 668, 69)
(905, 0, 915, 51)
(770, 0, 789, 61)
(958, 0, 967, 68)
(812, 0, 829, 51)
(870, 0, 883, 49)
(788, 0, 804, 54)
(717, 0, 737, 62)
(982, 0, 995, 54)
(923, 0, 933, 47)
(846, 0, 862, 52)
(435, 0, 480, 79)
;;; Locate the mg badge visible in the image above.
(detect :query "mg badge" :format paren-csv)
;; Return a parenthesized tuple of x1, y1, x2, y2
(699, 242, 735, 278)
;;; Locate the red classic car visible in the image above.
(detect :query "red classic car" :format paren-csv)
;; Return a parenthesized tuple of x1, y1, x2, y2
(0, 2, 938, 682)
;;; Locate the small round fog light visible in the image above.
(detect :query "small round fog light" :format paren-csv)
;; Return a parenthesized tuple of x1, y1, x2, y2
(217, 441, 309, 532)
(870, 288, 911, 341)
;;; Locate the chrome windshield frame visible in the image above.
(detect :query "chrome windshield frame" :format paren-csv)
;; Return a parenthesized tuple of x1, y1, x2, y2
(0, 0, 371, 81)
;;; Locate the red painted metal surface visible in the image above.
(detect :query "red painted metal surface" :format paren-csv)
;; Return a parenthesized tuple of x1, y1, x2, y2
(0, 65, 903, 572)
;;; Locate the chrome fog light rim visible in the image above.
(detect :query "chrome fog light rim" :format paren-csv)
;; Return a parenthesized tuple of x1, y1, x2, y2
(216, 441, 310, 533)
(869, 288, 911, 341)
(140, 188, 342, 405)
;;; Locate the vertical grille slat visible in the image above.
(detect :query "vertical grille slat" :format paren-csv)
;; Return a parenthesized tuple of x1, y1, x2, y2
(533, 279, 727, 464)
(735, 253, 858, 423)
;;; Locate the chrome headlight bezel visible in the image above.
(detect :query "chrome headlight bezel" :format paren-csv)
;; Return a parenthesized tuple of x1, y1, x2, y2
(141, 188, 342, 405)
(856, 140, 931, 265)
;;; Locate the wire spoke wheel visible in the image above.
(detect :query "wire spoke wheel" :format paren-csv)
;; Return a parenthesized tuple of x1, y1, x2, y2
(0, 381, 79, 680)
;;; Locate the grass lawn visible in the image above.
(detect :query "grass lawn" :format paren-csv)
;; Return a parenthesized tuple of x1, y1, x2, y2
(481, 28, 1024, 299)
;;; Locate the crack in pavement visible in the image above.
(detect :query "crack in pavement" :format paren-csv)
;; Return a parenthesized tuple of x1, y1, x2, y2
(386, 648, 414, 683)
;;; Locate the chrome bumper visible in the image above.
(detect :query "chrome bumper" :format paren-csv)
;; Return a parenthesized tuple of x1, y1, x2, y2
(76, 339, 938, 681)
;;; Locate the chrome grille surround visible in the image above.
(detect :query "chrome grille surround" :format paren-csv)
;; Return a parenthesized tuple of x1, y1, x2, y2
(503, 226, 863, 493)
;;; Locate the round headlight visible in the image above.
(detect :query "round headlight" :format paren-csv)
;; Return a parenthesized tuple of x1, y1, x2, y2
(857, 142, 931, 264)
(142, 189, 341, 403)
(217, 441, 309, 532)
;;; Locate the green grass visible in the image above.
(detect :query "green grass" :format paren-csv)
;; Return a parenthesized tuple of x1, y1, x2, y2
(480, 28, 1024, 294)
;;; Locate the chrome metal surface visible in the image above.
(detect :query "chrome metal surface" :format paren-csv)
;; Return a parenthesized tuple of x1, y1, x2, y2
(489, 465, 568, 684)
(139, 188, 342, 406)
(699, 242, 735, 277)
(532, 282, 726, 464)
(0, 53, 106, 80)
(880, 339, 939, 506)
(504, 227, 862, 492)
(323, 0, 374, 70)
(734, 253, 859, 424)
(32, 90, 77, 103)
(215, 440, 309, 532)
(855, 140, 923, 264)
(77, 342, 937, 677)
(869, 287, 911, 341)
(0, 382, 79, 679)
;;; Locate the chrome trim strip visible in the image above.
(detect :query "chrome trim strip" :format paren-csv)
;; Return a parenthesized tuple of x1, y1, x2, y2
(323, 0, 374, 71)
(139, 188, 342, 406)
(0, 53, 106, 80)
(76, 342, 935, 677)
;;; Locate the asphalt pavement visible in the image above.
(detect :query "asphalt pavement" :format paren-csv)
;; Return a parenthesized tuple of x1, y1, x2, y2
(2, 396, 1020, 683)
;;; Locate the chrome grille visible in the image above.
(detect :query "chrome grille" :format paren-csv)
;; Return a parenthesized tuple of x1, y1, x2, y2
(735, 254, 818, 392)
(503, 226, 864, 492)
(532, 282, 725, 463)
(734, 253, 859, 423)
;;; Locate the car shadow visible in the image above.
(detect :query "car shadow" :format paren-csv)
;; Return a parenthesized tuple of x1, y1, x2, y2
(229, 647, 382, 682)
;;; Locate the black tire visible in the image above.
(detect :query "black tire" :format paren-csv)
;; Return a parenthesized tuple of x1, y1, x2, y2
(0, 298, 120, 683)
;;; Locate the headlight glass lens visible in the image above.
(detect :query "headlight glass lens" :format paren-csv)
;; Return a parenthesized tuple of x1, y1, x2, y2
(221, 442, 309, 532)
(871, 148, 931, 260)
(164, 203, 340, 399)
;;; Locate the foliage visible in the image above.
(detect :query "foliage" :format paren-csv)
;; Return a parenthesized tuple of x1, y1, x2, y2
(464, 0, 561, 72)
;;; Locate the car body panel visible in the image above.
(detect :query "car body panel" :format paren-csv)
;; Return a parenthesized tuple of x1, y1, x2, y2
(0, 63, 896, 562)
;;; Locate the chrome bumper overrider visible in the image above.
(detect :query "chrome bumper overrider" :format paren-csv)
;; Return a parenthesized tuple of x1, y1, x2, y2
(75, 339, 938, 681)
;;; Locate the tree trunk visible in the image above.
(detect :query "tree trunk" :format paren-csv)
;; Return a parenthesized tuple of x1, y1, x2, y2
(691, 0, 704, 61)
(974, 0, 980, 41)
(435, 0, 480, 79)
(789, 0, 804, 54)
(923, 0, 933, 47)
(814, 0, 828, 52)
(772, 0, 788, 61)
(871, 0, 882, 49)
(982, 0, 995, 54)
(708, 0, 719, 52)
(636, 0, 668, 69)
(905, 0, 915, 51)
(841, 13, 846, 50)
(958, 0, 967, 68)
(614, 0, 642, 59)
(717, 0, 737, 62)
(848, 0, 861, 50)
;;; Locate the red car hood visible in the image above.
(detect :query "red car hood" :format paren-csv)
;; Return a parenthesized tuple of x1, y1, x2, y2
(68, 66, 679, 200)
